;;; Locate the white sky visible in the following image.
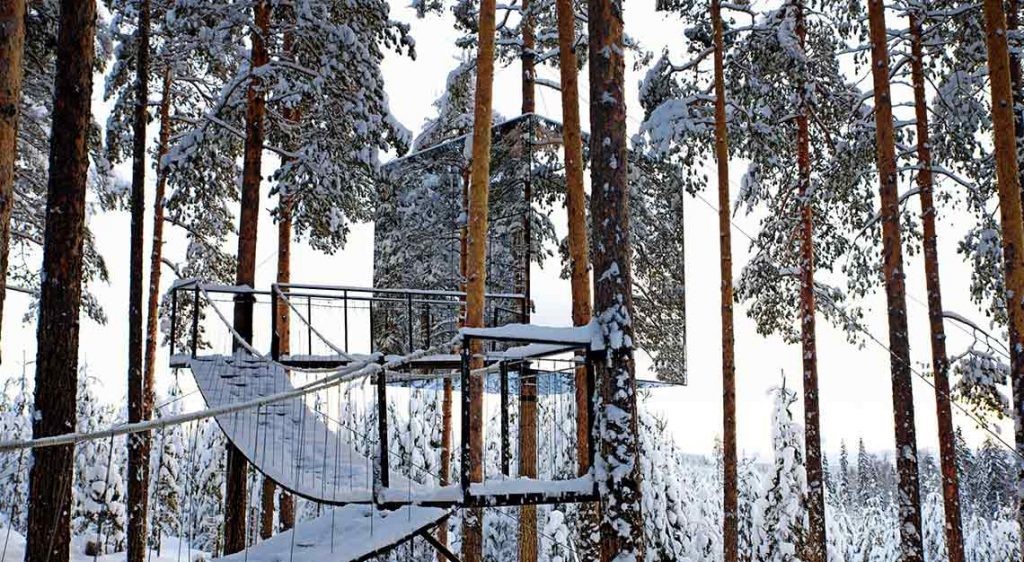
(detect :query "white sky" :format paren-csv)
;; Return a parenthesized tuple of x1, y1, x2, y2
(0, 0, 1013, 461)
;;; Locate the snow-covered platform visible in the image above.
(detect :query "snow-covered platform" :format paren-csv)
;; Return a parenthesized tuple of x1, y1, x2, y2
(215, 504, 450, 562)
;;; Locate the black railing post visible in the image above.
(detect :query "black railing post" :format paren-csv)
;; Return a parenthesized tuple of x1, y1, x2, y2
(406, 293, 414, 353)
(460, 337, 471, 499)
(270, 284, 280, 361)
(376, 356, 390, 491)
(500, 360, 510, 476)
(424, 304, 431, 348)
(585, 349, 598, 475)
(191, 285, 200, 358)
(169, 287, 178, 359)
(369, 299, 375, 352)
(307, 297, 313, 356)
(343, 290, 349, 353)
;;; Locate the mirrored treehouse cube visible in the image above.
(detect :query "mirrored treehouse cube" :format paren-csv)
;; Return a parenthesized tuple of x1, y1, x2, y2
(373, 113, 688, 383)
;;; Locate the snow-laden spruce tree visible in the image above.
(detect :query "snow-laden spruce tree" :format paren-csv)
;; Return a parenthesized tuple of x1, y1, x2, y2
(149, 379, 186, 554)
(0, 374, 30, 533)
(757, 383, 808, 562)
(187, 419, 227, 556)
(72, 374, 127, 554)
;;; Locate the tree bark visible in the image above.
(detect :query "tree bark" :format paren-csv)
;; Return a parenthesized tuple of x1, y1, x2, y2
(981, 0, 1024, 549)
(556, 0, 600, 558)
(792, 3, 825, 560)
(866, 2, 924, 560)
(711, 2, 737, 561)
(907, 8, 965, 562)
(587, 0, 644, 559)
(143, 68, 172, 438)
(437, 166, 469, 560)
(518, 2, 538, 559)
(226, 0, 270, 554)
(262, 21, 301, 536)
(263, 196, 291, 538)
(25, 1, 96, 560)
(462, 0, 498, 551)
(0, 0, 25, 364)
(127, 2, 152, 560)
(1007, 0, 1024, 207)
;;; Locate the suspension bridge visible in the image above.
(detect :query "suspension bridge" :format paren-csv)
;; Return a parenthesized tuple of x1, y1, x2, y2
(165, 280, 609, 561)
(0, 278, 680, 561)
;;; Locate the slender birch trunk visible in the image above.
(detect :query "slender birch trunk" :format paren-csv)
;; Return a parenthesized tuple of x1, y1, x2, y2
(792, 3, 826, 560)
(866, 1, 924, 560)
(0, 0, 25, 363)
(225, 1, 270, 553)
(587, 0, 644, 558)
(711, 2, 738, 561)
(25, 1, 96, 559)
(906, 8, 965, 561)
(981, 0, 1024, 550)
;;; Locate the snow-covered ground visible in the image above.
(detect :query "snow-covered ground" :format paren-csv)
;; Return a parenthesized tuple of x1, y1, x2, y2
(0, 527, 208, 562)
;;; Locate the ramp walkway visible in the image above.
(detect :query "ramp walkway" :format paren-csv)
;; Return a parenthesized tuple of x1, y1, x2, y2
(215, 504, 453, 562)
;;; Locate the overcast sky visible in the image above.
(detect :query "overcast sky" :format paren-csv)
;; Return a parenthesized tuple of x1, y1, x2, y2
(0, 0, 1013, 461)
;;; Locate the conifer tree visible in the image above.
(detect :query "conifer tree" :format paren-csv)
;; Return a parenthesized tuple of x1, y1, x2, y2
(758, 383, 807, 562)
(25, 1, 98, 559)
(462, 0, 499, 550)
(865, 1, 924, 558)
(0, 372, 29, 532)
(979, 0, 1024, 546)
(149, 383, 184, 555)
(222, 2, 271, 550)
(587, 0, 644, 556)
(898, 5, 966, 557)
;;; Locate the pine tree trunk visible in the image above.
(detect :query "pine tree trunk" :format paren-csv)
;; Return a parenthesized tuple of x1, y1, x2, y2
(127, 2, 152, 560)
(907, 8, 965, 562)
(556, 0, 599, 557)
(0, 0, 25, 365)
(25, 1, 96, 560)
(517, 373, 538, 561)
(866, 2, 924, 560)
(439, 166, 469, 560)
(268, 164, 294, 536)
(226, 1, 270, 553)
(143, 69, 172, 435)
(517, 3, 539, 560)
(1007, 0, 1024, 208)
(463, 0, 497, 551)
(793, 3, 825, 560)
(981, 0, 1024, 549)
(587, 0, 644, 559)
(712, 2, 739, 561)
(262, 21, 301, 535)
